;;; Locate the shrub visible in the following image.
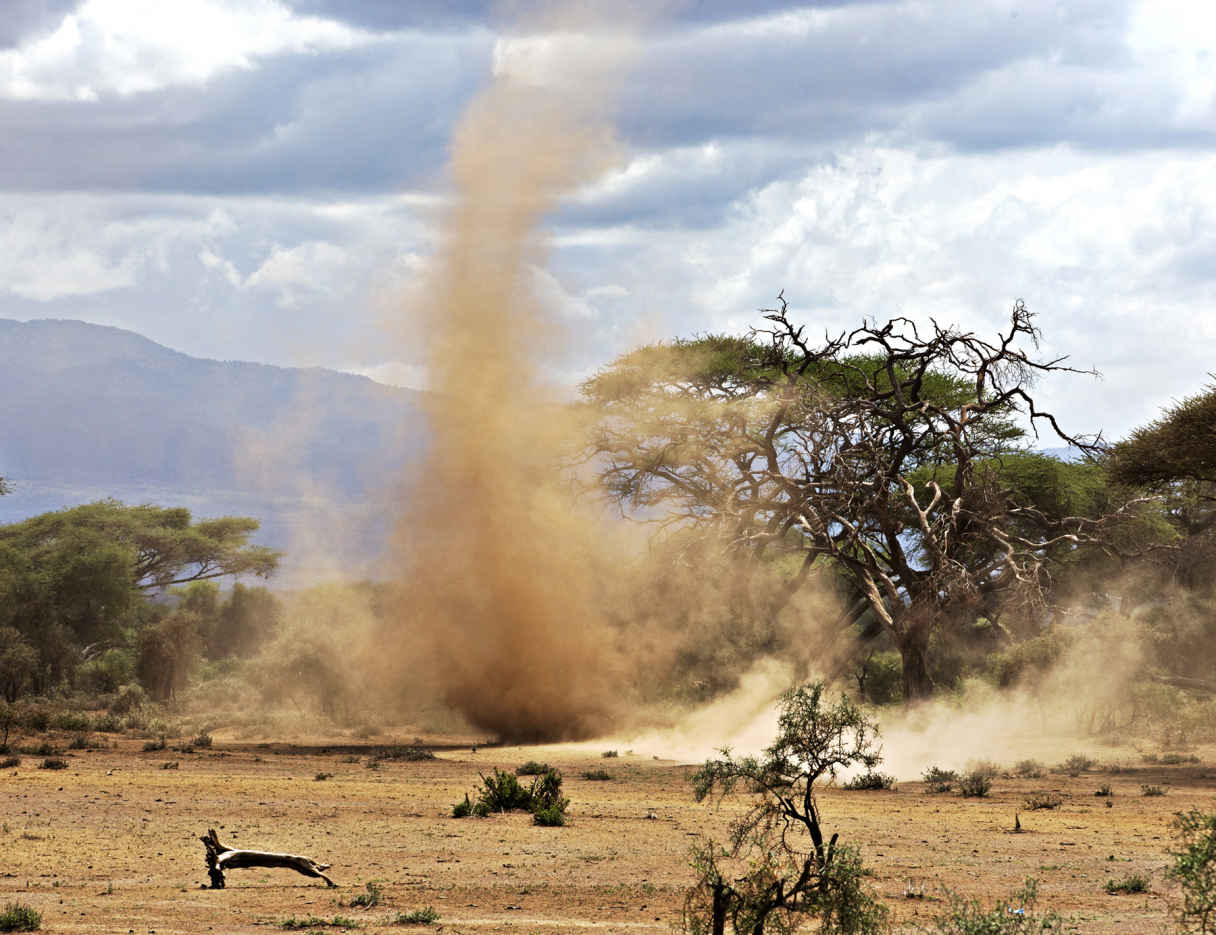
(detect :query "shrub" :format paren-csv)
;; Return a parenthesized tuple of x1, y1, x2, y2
(375, 744, 433, 762)
(1095, 784, 1113, 797)
(93, 714, 123, 734)
(601, 750, 619, 758)
(279, 916, 357, 930)
(843, 770, 895, 791)
(1104, 874, 1149, 895)
(515, 760, 551, 776)
(451, 794, 473, 818)
(39, 757, 68, 770)
(1061, 754, 1095, 774)
(684, 683, 888, 935)
(1160, 752, 1201, 765)
(392, 906, 439, 925)
(919, 878, 1065, 934)
(959, 770, 992, 798)
(49, 711, 91, 733)
(477, 769, 532, 812)
(142, 737, 166, 753)
(0, 901, 41, 932)
(0, 757, 19, 769)
(191, 732, 213, 749)
(1142, 784, 1168, 797)
(315, 772, 333, 782)
(1023, 792, 1063, 811)
(346, 881, 381, 908)
(67, 734, 90, 750)
(922, 766, 958, 793)
(581, 769, 612, 781)
(109, 683, 146, 716)
(20, 742, 56, 757)
(532, 802, 567, 826)
(1168, 808, 1216, 934)
(1013, 759, 1044, 779)
(528, 769, 568, 826)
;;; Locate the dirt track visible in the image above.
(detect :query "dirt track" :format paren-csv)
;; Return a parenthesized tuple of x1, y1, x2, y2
(2, 735, 1213, 933)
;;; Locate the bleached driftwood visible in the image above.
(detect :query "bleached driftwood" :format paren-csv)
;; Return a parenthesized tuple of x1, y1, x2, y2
(200, 828, 337, 888)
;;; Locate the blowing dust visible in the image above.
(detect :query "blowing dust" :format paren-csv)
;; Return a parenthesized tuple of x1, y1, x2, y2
(383, 11, 646, 741)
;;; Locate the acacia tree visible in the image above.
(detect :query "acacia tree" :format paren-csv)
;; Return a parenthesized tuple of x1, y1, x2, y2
(585, 299, 1136, 700)
(685, 683, 887, 935)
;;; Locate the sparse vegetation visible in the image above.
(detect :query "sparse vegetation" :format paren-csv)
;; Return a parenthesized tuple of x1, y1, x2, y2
(0, 902, 41, 932)
(345, 882, 382, 909)
(959, 770, 992, 798)
(684, 683, 888, 935)
(581, 768, 612, 781)
(918, 878, 1065, 934)
(391, 907, 439, 926)
(191, 732, 213, 748)
(1013, 759, 1044, 779)
(515, 760, 551, 776)
(1061, 754, 1095, 774)
(452, 767, 569, 825)
(1104, 873, 1149, 894)
(142, 737, 166, 752)
(1023, 792, 1063, 811)
(1142, 784, 1168, 797)
(1095, 784, 1113, 797)
(0, 756, 18, 769)
(39, 757, 68, 770)
(923, 766, 958, 793)
(1169, 807, 1216, 934)
(843, 770, 896, 791)
(601, 750, 618, 758)
(279, 916, 358, 930)
(315, 772, 333, 781)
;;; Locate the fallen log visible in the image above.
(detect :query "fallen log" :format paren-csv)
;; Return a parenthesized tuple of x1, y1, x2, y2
(200, 828, 337, 888)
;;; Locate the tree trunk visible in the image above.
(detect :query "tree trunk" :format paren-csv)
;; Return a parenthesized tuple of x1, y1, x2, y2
(200, 828, 337, 888)
(897, 631, 933, 702)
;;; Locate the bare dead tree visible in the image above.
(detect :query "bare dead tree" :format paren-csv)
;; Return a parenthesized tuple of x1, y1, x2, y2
(200, 828, 336, 888)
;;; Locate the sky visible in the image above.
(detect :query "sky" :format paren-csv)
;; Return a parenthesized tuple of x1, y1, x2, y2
(2, 0, 1214, 440)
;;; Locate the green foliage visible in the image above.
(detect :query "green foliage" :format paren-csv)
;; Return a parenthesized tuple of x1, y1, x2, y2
(582, 769, 612, 781)
(959, 771, 992, 798)
(279, 916, 358, 930)
(1061, 754, 1095, 774)
(1103, 874, 1149, 894)
(0, 902, 41, 932)
(843, 771, 895, 791)
(922, 766, 957, 793)
(1111, 382, 1216, 489)
(855, 651, 903, 706)
(346, 882, 381, 909)
(516, 760, 551, 776)
(454, 768, 569, 824)
(685, 683, 888, 935)
(391, 906, 439, 925)
(0, 501, 279, 696)
(917, 879, 1065, 934)
(477, 768, 533, 812)
(1169, 808, 1216, 933)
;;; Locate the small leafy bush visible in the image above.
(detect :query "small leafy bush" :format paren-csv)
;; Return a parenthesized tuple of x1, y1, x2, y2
(191, 732, 213, 749)
(67, 734, 90, 750)
(39, 757, 68, 770)
(601, 750, 619, 758)
(515, 760, 551, 776)
(20, 742, 56, 757)
(1142, 784, 1168, 797)
(1168, 808, 1216, 934)
(1061, 754, 1095, 774)
(142, 737, 166, 752)
(375, 744, 433, 762)
(279, 915, 358, 930)
(528, 769, 569, 826)
(0, 901, 41, 932)
(1013, 759, 1044, 779)
(1104, 874, 1149, 895)
(477, 768, 532, 812)
(959, 770, 992, 798)
(1095, 784, 1113, 797)
(843, 770, 895, 790)
(581, 768, 612, 781)
(50, 711, 91, 733)
(919, 878, 1065, 934)
(392, 906, 439, 925)
(532, 802, 567, 826)
(346, 881, 381, 908)
(315, 772, 333, 782)
(0, 757, 19, 769)
(922, 766, 958, 793)
(93, 714, 123, 734)
(1023, 792, 1063, 811)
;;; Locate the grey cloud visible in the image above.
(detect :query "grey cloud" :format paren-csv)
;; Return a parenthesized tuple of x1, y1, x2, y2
(0, 0, 80, 49)
(0, 35, 492, 194)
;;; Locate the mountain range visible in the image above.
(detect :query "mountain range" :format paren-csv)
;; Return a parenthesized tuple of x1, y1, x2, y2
(0, 318, 427, 581)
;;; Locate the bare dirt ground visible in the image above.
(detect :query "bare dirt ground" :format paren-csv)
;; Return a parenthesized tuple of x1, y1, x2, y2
(2, 732, 1212, 934)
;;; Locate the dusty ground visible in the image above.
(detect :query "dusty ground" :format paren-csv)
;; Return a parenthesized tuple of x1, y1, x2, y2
(2, 732, 1213, 934)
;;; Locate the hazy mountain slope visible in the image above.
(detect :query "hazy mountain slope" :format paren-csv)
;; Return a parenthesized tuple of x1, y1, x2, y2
(0, 318, 425, 578)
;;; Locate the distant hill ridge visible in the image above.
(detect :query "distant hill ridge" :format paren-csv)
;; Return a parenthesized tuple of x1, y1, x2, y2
(0, 318, 426, 578)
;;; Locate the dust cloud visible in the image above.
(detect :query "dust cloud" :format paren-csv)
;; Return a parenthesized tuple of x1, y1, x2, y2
(384, 8, 649, 741)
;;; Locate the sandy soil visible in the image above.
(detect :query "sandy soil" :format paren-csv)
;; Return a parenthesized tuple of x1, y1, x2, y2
(2, 733, 1212, 933)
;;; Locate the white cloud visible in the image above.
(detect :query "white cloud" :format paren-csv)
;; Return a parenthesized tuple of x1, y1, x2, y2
(246, 240, 350, 307)
(0, 0, 376, 100)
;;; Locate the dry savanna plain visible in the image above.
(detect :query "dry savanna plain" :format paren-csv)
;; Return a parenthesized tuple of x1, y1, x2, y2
(2, 730, 1214, 934)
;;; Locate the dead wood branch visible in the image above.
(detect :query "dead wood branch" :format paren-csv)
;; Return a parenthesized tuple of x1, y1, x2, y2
(200, 828, 336, 888)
